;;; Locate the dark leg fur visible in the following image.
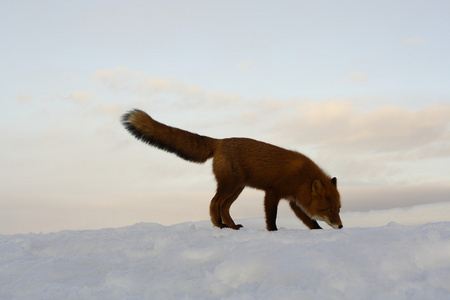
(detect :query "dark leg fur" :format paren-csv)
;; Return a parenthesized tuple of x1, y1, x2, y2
(210, 193, 226, 228)
(220, 186, 245, 229)
(264, 190, 281, 231)
(210, 184, 244, 230)
(289, 201, 322, 229)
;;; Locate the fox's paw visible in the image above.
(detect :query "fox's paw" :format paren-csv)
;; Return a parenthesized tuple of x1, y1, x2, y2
(222, 223, 243, 230)
(229, 224, 243, 230)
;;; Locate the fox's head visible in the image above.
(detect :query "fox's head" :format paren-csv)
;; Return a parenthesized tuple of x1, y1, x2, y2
(304, 177, 343, 229)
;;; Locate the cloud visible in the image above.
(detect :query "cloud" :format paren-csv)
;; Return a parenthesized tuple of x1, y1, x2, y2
(16, 93, 33, 103)
(96, 102, 127, 117)
(93, 66, 146, 91)
(274, 100, 450, 156)
(36, 67, 447, 186)
(65, 91, 95, 105)
(335, 72, 368, 84)
(401, 38, 425, 47)
(15, 66, 450, 167)
(341, 184, 450, 211)
(236, 60, 251, 70)
(139, 76, 241, 108)
(349, 72, 368, 83)
(94, 66, 241, 108)
(260, 99, 450, 183)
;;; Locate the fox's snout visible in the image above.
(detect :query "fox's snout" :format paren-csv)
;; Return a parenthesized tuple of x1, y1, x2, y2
(325, 220, 343, 229)
(313, 214, 343, 229)
(333, 224, 343, 229)
(329, 217, 343, 229)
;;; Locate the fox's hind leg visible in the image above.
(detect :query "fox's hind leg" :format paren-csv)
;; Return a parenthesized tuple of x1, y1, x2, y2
(210, 192, 226, 228)
(210, 184, 244, 230)
(220, 185, 244, 230)
(289, 201, 322, 229)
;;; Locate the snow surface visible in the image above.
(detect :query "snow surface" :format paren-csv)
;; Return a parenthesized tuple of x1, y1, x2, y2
(1, 202, 450, 300)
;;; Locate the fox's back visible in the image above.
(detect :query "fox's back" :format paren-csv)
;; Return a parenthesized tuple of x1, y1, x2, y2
(214, 138, 316, 192)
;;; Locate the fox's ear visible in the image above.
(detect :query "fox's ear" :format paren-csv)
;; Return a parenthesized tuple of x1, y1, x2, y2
(331, 177, 337, 187)
(312, 179, 324, 194)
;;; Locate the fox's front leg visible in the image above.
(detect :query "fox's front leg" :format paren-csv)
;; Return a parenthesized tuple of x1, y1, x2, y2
(264, 191, 281, 231)
(289, 201, 322, 229)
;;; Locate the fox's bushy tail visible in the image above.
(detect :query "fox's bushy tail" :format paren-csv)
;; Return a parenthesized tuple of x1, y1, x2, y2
(121, 109, 217, 163)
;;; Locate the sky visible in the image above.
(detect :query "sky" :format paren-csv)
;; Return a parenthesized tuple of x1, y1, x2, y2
(1, 0, 449, 234)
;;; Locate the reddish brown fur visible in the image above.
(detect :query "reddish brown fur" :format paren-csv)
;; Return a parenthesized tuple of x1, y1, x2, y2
(122, 109, 343, 231)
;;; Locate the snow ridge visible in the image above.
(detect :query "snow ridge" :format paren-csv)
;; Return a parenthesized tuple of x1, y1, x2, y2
(1, 203, 450, 300)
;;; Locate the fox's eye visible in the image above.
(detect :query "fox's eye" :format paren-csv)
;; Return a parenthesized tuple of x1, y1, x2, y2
(328, 208, 333, 213)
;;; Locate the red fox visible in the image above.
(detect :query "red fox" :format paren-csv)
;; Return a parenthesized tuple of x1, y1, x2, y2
(122, 109, 342, 231)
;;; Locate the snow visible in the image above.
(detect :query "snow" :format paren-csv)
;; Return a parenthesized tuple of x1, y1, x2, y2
(1, 202, 450, 300)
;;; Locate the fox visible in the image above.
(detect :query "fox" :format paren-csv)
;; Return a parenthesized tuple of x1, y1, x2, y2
(121, 109, 343, 231)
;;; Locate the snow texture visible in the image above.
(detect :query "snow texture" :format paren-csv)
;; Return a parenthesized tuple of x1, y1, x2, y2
(1, 202, 450, 300)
